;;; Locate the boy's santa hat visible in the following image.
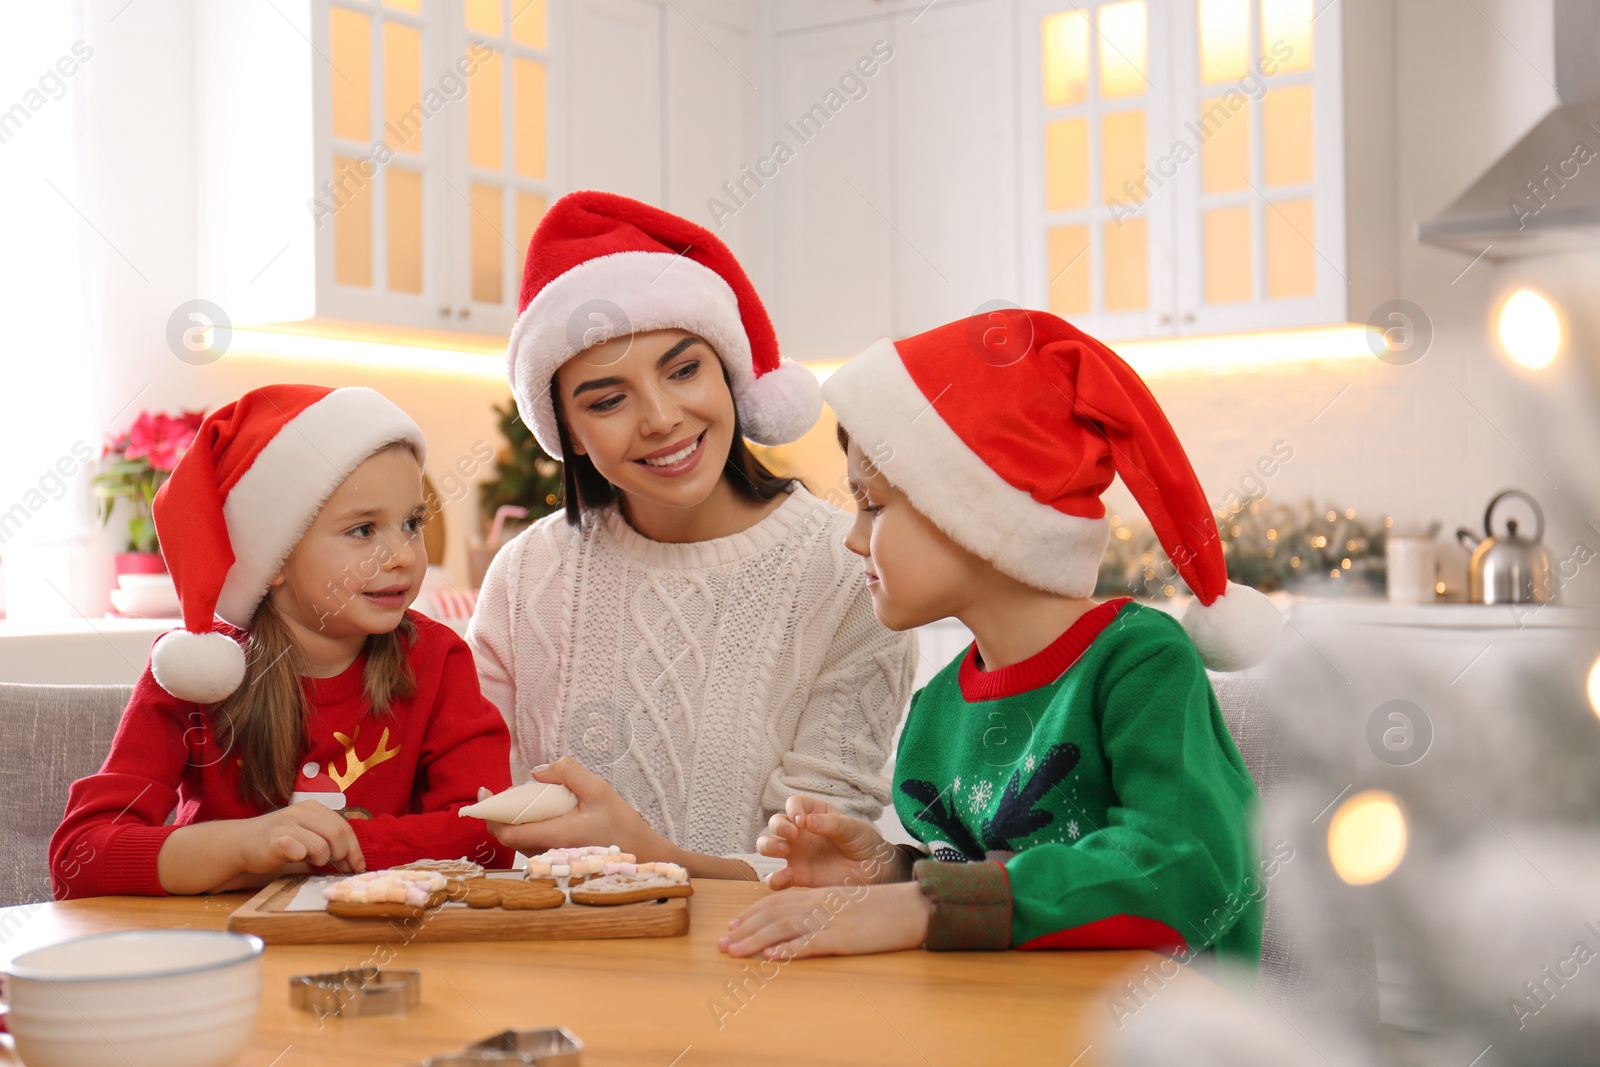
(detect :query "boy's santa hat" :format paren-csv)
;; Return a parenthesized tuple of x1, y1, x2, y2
(149, 385, 426, 703)
(290, 761, 347, 810)
(506, 190, 822, 460)
(822, 309, 1283, 672)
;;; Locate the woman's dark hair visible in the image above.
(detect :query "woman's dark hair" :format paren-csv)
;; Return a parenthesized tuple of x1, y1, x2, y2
(551, 361, 794, 526)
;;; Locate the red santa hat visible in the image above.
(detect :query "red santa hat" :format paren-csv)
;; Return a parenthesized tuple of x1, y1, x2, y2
(290, 761, 347, 810)
(821, 309, 1283, 672)
(149, 385, 427, 703)
(506, 190, 821, 460)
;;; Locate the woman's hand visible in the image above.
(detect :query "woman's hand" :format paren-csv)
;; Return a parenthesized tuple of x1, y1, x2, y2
(484, 756, 669, 860)
(758, 795, 906, 890)
(719, 882, 931, 960)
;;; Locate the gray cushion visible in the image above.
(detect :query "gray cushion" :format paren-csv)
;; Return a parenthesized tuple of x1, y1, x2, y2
(0, 683, 133, 906)
(1214, 677, 1378, 1030)
(1213, 677, 1306, 1003)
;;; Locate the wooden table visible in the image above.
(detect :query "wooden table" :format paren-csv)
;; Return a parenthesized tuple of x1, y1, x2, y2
(0, 881, 1225, 1066)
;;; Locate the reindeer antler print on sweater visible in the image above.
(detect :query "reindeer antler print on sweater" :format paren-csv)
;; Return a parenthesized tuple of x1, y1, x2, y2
(899, 779, 986, 861)
(900, 742, 1081, 862)
(981, 742, 1079, 852)
(329, 725, 402, 792)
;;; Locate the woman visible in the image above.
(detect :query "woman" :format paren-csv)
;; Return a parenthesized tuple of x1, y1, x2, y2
(468, 191, 917, 878)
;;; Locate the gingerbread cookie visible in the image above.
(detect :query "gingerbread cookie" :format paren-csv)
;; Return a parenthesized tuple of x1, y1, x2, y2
(498, 882, 566, 910)
(394, 857, 485, 883)
(524, 846, 637, 884)
(323, 870, 449, 918)
(458, 878, 506, 909)
(570, 870, 693, 907)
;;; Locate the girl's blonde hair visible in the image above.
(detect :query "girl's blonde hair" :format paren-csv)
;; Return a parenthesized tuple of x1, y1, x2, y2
(212, 441, 422, 808)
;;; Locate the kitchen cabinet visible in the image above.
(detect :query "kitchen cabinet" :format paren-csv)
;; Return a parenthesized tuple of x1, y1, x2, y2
(765, 0, 1020, 364)
(197, 0, 762, 341)
(196, 0, 555, 340)
(1019, 0, 1398, 341)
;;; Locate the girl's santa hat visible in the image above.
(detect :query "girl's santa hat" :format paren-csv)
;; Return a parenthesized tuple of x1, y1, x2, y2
(822, 309, 1283, 672)
(290, 761, 347, 810)
(506, 190, 822, 460)
(149, 385, 426, 703)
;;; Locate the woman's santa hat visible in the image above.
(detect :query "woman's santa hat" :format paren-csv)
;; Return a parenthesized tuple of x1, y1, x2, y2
(149, 385, 426, 703)
(822, 308, 1283, 672)
(506, 190, 822, 460)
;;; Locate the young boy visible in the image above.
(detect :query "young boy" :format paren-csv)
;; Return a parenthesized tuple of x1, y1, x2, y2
(719, 308, 1282, 964)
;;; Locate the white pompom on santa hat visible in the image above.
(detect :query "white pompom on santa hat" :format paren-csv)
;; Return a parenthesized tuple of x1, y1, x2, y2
(505, 189, 822, 460)
(148, 385, 426, 703)
(821, 308, 1283, 672)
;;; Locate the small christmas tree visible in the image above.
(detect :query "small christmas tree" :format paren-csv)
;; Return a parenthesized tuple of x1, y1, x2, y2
(478, 400, 564, 532)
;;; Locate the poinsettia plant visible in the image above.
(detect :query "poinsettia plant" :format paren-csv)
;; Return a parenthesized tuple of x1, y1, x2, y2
(93, 409, 206, 553)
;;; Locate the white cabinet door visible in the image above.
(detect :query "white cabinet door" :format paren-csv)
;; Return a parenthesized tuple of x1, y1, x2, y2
(197, 0, 557, 340)
(890, 0, 1022, 336)
(313, 0, 455, 332)
(563, 0, 664, 205)
(1018, 0, 1179, 342)
(447, 0, 558, 337)
(768, 18, 897, 364)
(775, 0, 927, 33)
(663, 0, 760, 251)
(1169, 0, 1347, 335)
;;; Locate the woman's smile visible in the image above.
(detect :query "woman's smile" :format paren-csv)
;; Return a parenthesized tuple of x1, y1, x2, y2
(634, 429, 707, 476)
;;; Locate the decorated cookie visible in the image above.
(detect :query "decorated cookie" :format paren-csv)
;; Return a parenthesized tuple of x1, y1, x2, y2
(394, 857, 485, 883)
(323, 869, 448, 917)
(570, 870, 694, 907)
(524, 845, 636, 883)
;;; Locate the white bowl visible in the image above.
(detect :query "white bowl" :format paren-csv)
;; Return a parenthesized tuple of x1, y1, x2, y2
(109, 586, 181, 617)
(116, 573, 176, 592)
(3, 929, 264, 1067)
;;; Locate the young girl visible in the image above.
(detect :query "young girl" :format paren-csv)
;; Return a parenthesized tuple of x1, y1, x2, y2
(51, 385, 514, 898)
(721, 309, 1283, 962)
(469, 191, 918, 878)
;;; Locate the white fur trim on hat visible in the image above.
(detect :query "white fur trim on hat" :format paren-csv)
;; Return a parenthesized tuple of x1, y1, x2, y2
(150, 629, 248, 704)
(822, 337, 1110, 597)
(736, 358, 823, 446)
(1182, 581, 1284, 672)
(507, 251, 753, 460)
(215, 387, 426, 628)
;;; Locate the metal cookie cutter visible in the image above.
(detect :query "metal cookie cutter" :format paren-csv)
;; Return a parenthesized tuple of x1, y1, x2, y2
(289, 968, 421, 1017)
(468, 1028, 583, 1065)
(413, 1027, 584, 1065)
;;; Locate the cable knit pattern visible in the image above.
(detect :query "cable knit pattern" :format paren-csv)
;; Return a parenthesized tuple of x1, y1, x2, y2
(468, 486, 918, 856)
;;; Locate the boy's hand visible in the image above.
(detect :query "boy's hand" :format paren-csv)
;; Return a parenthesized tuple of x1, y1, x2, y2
(759, 795, 900, 890)
(236, 802, 365, 875)
(719, 882, 931, 959)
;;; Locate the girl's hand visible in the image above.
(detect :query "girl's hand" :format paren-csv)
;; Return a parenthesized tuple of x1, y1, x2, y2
(236, 802, 366, 875)
(719, 882, 931, 960)
(758, 795, 902, 890)
(485, 757, 667, 860)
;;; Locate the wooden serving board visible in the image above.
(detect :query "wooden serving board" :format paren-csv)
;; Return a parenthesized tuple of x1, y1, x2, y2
(227, 874, 690, 945)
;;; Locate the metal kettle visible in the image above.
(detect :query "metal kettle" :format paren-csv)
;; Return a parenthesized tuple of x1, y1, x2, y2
(1456, 489, 1554, 605)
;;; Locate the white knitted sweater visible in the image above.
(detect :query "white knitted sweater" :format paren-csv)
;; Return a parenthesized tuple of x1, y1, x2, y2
(467, 486, 918, 857)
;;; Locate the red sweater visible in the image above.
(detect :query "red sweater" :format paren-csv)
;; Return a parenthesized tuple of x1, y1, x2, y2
(51, 611, 514, 898)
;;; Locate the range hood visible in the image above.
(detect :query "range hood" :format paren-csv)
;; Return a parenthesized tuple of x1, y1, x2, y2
(1417, 1, 1600, 259)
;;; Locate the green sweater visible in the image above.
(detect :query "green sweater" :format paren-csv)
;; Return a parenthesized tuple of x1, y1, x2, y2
(895, 598, 1263, 964)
